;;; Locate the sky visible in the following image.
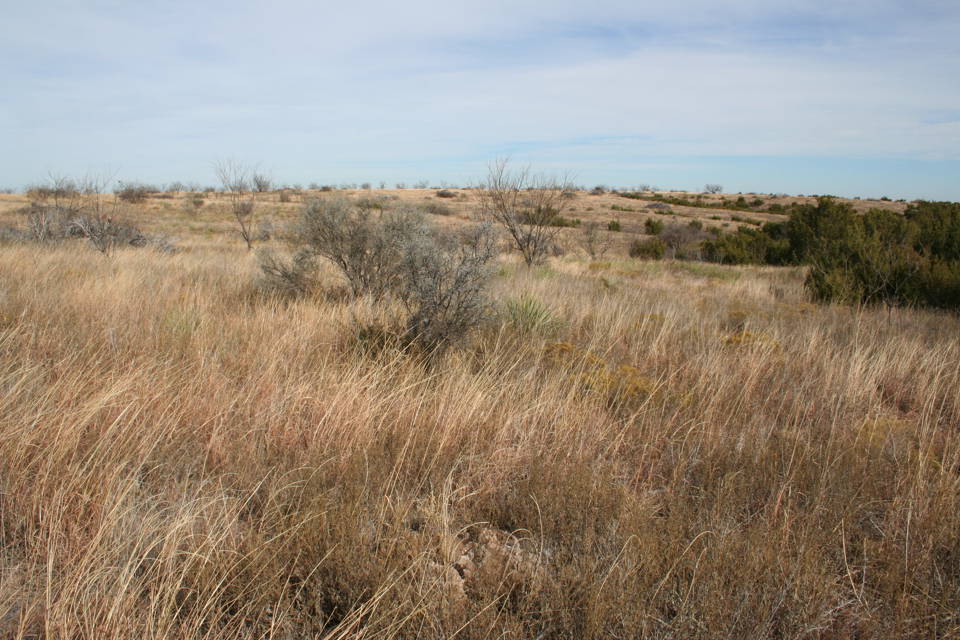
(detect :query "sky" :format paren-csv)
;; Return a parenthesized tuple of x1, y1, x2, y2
(1, 0, 958, 200)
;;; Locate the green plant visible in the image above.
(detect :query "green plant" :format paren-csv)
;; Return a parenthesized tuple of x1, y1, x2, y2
(503, 295, 562, 334)
(644, 219, 664, 235)
(629, 237, 665, 260)
(607, 219, 621, 232)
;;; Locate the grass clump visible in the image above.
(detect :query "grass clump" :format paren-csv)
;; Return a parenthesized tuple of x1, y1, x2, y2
(503, 295, 563, 335)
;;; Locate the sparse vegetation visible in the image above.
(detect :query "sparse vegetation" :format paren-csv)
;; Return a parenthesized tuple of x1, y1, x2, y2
(1, 173, 959, 638)
(577, 221, 610, 259)
(115, 181, 152, 203)
(476, 159, 575, 266)
(629, 236, 666, 259)
(214, 159, 260, 250)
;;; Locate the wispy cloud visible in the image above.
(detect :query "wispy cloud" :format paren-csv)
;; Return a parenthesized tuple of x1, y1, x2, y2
(1, 0, 958, 198)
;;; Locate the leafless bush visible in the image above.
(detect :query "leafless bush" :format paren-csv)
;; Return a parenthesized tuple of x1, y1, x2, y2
(71, 214, 148, 255)
(24, 205, 78, 242)
(252, 173, 272, 193)
(7, 199, 174, 255)
(26, 174, 80, 208)
(256, 248, 317, 298)
(294, 198, 423, 299)
(255, 218, 273, 242)
(704, 184, 723, 194)
(476, 159, 575, 266)
(577, 221, 610, 259)
(395, 223, 497, 354)
(115, 182, 151, 204)
(287, 198, 497, 353)
(214, 160, 259, 250)
(422, 201, 453, 216)
(659, 222, 710, 259)
(354, 195, 394, 211)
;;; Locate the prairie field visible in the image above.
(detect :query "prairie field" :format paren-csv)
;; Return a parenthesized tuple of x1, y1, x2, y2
(1, 189, 959, 638)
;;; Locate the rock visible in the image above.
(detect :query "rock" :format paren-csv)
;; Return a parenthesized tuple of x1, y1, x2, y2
(454, 554, 475, 580)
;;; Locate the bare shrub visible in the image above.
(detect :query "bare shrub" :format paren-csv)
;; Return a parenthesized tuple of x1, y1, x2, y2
(252, 173, 272, 193)
(704, 184, 723, 194)
(255, 217, 273, 242)
(422, 201, 453, 216)
(659, 222, 710, 259)
(396, 223, 497, 354)
(286, 199, 497, 353)
(115, 182, 151, 204)
(295, 198, 423, 299)
(71, 214, 148, 255)
(476, 159, 575, 267)
(26, 174, 80, 208)
(577, 221, 610, 259)
(214, 160, 259, 250)
(24, 205, 77, 242)
(256, 248, 317, 298)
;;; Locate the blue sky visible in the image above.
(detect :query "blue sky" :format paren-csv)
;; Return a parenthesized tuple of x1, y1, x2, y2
(1, 0, 958, 200)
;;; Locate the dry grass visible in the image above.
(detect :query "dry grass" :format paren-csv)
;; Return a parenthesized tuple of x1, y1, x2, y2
(1, 223, 958, 637)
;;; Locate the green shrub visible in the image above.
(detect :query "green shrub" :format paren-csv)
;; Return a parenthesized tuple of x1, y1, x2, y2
(607, 219, 621, 232)
(503, 295, 563, 335)
(797, 199, 960, 309)
(644, 219, 664, 235)
(629, 237, 665, 260)
(702, 226, 787, 265)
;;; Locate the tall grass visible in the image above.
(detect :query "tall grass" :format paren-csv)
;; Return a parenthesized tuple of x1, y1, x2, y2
(0, 242, 958, 638)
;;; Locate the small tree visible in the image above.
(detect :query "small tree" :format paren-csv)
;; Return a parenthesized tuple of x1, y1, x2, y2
(577, 221, 610, 259)
(704, 184, 723, 194)
(252, 173, 272, 193)
(214, 160, 259, 250)
(476, 159, 575, 267)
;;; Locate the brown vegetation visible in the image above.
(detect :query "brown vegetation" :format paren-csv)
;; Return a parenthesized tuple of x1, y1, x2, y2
(0, 186, 956, 638)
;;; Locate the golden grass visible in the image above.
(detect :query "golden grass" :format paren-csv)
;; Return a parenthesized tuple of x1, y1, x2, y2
(1, 233, 958, 638)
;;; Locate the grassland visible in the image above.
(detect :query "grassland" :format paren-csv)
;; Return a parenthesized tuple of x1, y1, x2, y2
(0, 188, 958, 638)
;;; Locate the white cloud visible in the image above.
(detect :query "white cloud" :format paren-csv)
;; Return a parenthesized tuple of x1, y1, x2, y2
(1, 0, 957, 196)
